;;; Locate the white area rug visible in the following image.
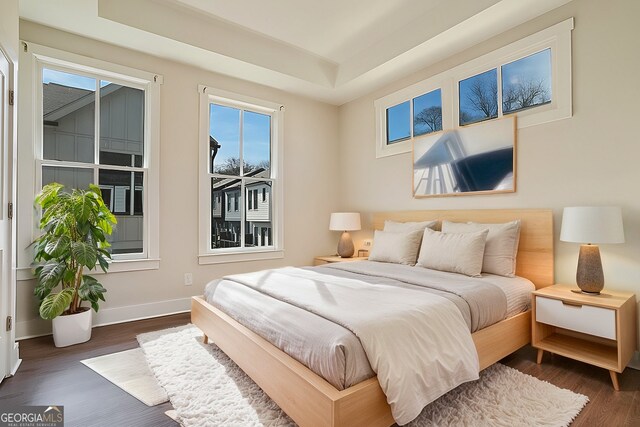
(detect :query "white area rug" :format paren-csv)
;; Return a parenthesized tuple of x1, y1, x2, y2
(81, 348, 169, 406)
(138, 324, 589, 427)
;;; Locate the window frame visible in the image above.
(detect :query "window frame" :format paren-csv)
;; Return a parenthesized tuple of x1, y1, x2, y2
(198, 86, 284, 264)
(374, 18, 573, 158)
(17, 42, 162, 279)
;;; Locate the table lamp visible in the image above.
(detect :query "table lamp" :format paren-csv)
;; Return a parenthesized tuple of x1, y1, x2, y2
(560, 207, 624, 294)
(329, 212, 361, 258)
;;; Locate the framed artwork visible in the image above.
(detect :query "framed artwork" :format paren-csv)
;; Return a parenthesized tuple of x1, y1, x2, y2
(413, 116, 516, 198)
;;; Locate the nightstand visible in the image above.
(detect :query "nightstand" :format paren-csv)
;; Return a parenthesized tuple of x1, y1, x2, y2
(532, 284, 637, 390)
(313, 256, 368, 266)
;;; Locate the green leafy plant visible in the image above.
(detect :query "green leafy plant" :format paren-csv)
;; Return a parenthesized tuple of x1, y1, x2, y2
(33, 183, 117, 320)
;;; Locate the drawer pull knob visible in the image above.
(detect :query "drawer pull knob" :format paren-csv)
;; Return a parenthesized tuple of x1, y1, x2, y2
(561, 300, 583, 308)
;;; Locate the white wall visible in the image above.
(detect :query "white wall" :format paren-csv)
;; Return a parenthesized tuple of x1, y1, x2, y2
(0, 0, 19, 62)
(17, 0, 640, 352)
(16, 20, 340, 338)
(338, 0, 640, 349)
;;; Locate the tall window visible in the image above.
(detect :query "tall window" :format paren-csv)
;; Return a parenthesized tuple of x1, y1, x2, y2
(18, 43, 162, 273)
(40, 68, 146, 255)
(199, 87, 283, 262)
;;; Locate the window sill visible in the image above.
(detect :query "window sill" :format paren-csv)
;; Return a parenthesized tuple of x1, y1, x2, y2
(198, 249, 284, 265)
(17, 258, 161, 281)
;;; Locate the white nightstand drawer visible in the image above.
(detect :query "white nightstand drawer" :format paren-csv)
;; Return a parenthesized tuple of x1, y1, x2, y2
(535, 296, 616, 340)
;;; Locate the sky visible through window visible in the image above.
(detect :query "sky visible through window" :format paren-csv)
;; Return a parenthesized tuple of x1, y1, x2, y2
(42, 68, 112, 90)
(459, 68, 498, 126)
(502, 49, 551, 113)
(386, 101, 410, 144)
(242, 111, 270, 167)
(413, 89, 442, 136)
(209, 104, 271, 175)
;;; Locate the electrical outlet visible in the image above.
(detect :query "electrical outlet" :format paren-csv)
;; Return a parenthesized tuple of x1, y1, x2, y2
(363, 239, 372, 247)
(184, 273, 193, 286)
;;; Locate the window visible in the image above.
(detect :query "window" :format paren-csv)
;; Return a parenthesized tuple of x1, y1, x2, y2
(199, 86, 283, 264)
(413, 89, 442, 136)
(386, 101, 410, 144)
(374, 18, 573, 157)
(502, 49, 552, 114)
(459, 69, 498, 126)
(247, 189, 260, 211)
(17, 43, 161, 275)
(40, 68, 146, 256)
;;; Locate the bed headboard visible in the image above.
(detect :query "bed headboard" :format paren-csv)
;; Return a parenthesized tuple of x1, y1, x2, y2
(371, 209, 554, 289)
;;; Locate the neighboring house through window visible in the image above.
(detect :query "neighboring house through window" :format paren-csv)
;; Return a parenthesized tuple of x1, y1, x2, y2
(198, 86, 283, 264)
(17, 43, 161, 276)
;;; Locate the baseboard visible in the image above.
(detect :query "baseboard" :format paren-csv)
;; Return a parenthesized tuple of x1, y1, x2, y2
(629, 351, 640, 370)
(9, 342, 21, 376)
(16, 297, 192, 340)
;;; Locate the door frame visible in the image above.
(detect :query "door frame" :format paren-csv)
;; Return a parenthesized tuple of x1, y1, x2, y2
(0, 42, 20, 382)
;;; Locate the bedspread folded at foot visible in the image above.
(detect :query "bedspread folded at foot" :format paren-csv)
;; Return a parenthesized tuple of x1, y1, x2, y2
(220, 266, 480, 425)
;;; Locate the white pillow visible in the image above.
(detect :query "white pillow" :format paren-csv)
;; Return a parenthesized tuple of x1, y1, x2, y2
(441, 220, 521, 277)
(416, 228, 489, 277)
(368, 229, 424, 265)
(383, 220, 437, 233)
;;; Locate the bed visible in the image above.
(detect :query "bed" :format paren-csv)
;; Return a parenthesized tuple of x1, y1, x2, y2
(192, 209, 554, 427)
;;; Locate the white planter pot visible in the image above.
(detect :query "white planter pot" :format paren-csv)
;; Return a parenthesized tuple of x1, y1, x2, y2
(52, 308, 92, 347)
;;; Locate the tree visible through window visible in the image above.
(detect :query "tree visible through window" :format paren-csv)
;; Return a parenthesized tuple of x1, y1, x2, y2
(413, 89, 442, 136)
(375, 19, 571, 158)
(459, 69, 498, 126)
(209, 103, 273, 250)
(502, 49, 552, 114)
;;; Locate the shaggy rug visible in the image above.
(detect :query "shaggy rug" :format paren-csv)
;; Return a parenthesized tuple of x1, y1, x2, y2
(137, 324, 588, 427)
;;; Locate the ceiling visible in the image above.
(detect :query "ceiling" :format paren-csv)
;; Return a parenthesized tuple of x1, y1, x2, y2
(19, 0, 571, 105)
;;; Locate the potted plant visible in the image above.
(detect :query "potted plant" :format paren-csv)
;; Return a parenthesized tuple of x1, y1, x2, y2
(33, 183, 117, 347)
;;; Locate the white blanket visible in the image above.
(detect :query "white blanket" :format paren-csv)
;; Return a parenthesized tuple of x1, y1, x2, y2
(224, 267, 480, 425)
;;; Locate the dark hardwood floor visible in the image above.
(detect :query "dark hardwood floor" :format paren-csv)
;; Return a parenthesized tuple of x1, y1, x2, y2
(0, 313, 190, 427)
(1, 313, 638, 426)
(501, 347, 640, 426)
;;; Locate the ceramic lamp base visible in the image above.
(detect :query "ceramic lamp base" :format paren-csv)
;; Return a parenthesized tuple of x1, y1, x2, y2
(337, 231, 355, 258)
(576, 244, 604, 294)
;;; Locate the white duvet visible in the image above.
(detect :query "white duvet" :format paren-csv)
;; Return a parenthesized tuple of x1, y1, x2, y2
(225, 267, 480, 425)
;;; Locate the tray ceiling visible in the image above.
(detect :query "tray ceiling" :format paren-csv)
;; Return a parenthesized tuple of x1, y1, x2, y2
(19, 0, 571, 105)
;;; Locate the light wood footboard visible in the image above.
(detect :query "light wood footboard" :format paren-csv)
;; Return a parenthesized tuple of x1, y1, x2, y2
(192, 296, 394, 427)
(192, 296, 532, 427)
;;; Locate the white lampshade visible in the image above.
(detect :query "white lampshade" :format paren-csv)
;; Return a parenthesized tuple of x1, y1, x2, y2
(329, 212, 361, 231)
(560, 207, 625, 244)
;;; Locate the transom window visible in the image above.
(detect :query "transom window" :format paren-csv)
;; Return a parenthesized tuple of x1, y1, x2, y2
(375, 18, 573, 158)
(413, 88, 443, 137)
(501, 49, 552, 115)
(199, 87, 283, 263)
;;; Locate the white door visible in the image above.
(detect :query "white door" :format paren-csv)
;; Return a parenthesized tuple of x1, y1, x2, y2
(0, 47, 19, 382)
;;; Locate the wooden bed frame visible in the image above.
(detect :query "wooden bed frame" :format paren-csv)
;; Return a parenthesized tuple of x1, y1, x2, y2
(192, 209, 554, 427)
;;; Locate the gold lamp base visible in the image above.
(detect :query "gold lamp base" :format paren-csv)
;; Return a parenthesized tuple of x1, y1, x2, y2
(576, 244, 604, 294)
